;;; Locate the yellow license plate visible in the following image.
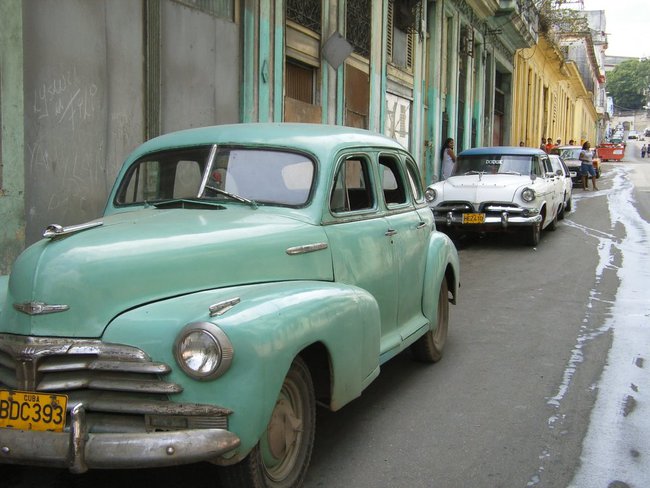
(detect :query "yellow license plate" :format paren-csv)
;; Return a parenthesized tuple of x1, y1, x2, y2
(462, 213, 485, 224)
(0, 389, 67, 432)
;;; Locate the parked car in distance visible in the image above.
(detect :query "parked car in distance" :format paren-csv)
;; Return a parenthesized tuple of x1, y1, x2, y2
(426, 146, 564, 246)
(548, 154, 573, 219)
(627, 131, 639, 140)
(0, 123, 460, 488)
(553, 145, 601, 185)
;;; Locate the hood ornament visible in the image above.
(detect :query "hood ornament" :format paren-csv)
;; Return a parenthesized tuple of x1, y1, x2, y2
(13, 302, 70, 315)
(43, 221, 103, 239)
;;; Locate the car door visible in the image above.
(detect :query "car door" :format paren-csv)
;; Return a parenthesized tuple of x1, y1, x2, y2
(324, 153, 400, 355)
(540, 154, 563, 218)
(378, 153, 431, 349)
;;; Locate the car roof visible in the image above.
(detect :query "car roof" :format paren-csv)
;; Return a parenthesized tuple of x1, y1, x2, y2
(127, 123, 406, 161)
(458, 146, 547, 156)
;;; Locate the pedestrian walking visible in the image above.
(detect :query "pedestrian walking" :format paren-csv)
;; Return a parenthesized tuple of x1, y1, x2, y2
(579, 141, 598, 191)
(642, 144, 647, 158)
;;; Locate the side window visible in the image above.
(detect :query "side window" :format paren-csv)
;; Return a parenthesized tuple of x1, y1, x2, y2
(541, 157, 553, 174)
(379, 155, 407, 206)
(404, 157, 424, 202)
(531, 157, 543, 177)
(330, 156, 374, 213)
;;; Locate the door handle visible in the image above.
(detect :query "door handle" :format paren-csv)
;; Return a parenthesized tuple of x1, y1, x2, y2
(385, 229, 398, 237)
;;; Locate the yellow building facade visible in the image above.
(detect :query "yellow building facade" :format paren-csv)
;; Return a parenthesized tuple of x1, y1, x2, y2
(511, 35, 598, 148)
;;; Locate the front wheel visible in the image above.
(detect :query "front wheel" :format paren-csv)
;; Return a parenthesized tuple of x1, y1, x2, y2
(411, 277, 449, 362)
(524, 221, 541, 246)
(219, 357, 315, 488)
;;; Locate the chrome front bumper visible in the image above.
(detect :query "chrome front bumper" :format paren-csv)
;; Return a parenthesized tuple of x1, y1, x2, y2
(0, 404, 240, 473)
(434, 211, 542, 228)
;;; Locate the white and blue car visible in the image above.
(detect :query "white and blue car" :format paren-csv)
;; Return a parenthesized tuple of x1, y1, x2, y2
(426, 146, 565, 246)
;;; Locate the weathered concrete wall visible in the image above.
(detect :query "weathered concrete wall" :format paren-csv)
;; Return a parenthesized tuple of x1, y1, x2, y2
(16, 0, 240, 250)
(0, 0, 25, 275)
(161, 1, 240, 132)
(23, 0, 145, 244)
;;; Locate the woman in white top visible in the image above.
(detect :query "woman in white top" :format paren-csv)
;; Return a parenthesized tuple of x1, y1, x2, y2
(440, 138, 456, 180)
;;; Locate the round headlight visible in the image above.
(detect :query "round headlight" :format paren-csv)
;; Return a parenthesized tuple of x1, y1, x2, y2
(174, 322, 233, 380)
(521, 187, 536, 203)
(425, 187, 437, 203)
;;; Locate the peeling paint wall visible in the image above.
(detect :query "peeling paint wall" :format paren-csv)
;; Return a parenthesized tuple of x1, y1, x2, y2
(0, 0, 25, 275)
(0, 0, 241, 271)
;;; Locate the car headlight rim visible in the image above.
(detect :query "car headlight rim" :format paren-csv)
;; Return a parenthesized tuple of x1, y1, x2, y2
(174, 321, 234, 380)
(521, 187, 536, 203)
(425, 187, 437, 203)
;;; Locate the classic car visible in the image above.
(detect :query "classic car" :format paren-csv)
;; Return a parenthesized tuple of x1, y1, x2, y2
(0, 123, 459, 488)
(553, 145, 601, 185)
(426, 146, 564, 246)
(548, 154, 573, 219)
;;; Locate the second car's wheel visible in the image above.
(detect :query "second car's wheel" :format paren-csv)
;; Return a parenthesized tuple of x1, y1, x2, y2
(524, 221, 541, 246)
(218, 357, 315, 488)
(565, 196, 572, 212)
(411, 277, 449, 362)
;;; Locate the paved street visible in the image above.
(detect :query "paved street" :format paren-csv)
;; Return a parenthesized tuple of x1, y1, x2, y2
(4, 145, 650, 488)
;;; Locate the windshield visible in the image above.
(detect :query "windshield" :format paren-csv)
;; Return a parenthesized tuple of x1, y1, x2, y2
(558, 148, 582, 160)
(115, 145, 315, 207)
(452, 154, 533, 176)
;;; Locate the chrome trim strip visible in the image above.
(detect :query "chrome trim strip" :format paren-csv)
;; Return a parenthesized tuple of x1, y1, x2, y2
(43, 221, 103, 239)
(209, 297, 241, 317)
(13, 302, 70, 315)
(286, 242, 328, 255)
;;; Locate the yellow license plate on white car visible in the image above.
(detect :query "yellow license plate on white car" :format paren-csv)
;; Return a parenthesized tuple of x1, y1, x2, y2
(0, 389, 67, 432)
(462, 213, 485, 224)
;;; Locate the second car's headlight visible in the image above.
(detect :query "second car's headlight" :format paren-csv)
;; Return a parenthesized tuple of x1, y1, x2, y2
(425, 187, 437, 202)
(174, 322, 233, 380)
(521, 187, 536, 202)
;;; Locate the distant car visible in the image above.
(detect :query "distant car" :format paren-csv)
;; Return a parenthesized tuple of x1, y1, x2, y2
(548, 154, 573, 219)
(426, 146, 564, 246)
(0, 123, 460, 485)
(644, 128, 650, 137)
(553, 145, 601, 185)
(627, 131, 639, 140)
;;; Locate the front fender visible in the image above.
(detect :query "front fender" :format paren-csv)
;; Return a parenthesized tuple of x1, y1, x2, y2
(422, 231, 459, 323)
(102, 280, 381, 458)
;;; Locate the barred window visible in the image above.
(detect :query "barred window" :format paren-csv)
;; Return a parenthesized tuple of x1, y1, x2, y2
(346, 0, 370, 58)
(286, 0, 321, 34)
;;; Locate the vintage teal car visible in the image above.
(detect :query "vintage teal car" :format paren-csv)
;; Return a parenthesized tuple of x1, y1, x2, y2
(0, 123, 459, 487)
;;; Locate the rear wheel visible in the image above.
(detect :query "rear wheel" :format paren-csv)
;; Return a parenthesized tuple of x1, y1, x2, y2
(565, 196, 572, 212)
(548, 209, 558, 231)
(411, 278, 449, 362)
(219, 357, 315, 488)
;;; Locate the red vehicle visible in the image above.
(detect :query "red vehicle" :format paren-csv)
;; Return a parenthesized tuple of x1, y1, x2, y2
(597, 143, 625, 162)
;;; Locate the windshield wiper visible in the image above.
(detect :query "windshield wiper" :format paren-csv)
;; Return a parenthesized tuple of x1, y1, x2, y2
(203, 184, 258, 209)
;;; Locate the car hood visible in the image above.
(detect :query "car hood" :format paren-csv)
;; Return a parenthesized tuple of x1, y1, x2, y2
(0, 207, 333, 338)
(433, 174, 531, 203)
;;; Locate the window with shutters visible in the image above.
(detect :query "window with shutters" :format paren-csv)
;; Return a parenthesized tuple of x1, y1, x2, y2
(387, 0, 416, 72)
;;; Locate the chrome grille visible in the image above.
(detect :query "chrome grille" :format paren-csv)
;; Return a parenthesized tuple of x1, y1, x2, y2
(433, 201, 475, 213)
(0, 333, 230, 432)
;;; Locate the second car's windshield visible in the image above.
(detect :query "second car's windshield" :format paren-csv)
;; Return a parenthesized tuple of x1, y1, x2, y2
(115, 145, 315, 207)
(453, 155, 533, 176)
